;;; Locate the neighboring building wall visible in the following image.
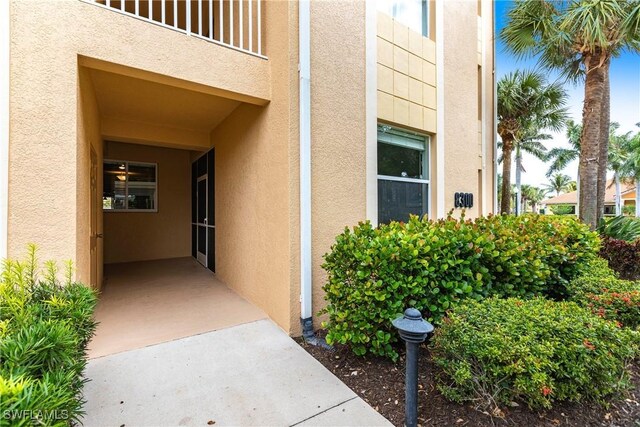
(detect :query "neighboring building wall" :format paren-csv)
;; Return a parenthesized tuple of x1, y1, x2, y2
(103, 142, 191, 264)
(8, 0, 269, 282)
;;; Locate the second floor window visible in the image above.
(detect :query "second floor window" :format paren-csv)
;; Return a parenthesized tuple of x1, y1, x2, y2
(377, 0, 429, 38)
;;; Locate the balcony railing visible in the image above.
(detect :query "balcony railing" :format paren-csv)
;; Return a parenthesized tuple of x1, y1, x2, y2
(87, 0, 265, 58)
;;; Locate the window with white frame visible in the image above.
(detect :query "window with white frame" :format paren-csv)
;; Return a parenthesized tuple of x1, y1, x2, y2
(377, 0, 429, 37)
(103, 160, 157, 211)
(377, 125, 429, 224)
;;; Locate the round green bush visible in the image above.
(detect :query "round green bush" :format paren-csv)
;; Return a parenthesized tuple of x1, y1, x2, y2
(321, 214, 599, 359)
(431, 297, 639, 409)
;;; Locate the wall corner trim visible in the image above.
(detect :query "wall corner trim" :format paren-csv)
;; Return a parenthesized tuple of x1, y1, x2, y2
(435, 0, 445, 218)
(0, 0, 10, 259)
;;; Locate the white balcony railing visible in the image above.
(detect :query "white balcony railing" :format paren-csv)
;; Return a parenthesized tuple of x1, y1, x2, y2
(87, 0, 265, 58)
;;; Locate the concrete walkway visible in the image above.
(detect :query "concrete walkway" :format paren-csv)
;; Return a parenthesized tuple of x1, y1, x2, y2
(82, 320, 391, 426)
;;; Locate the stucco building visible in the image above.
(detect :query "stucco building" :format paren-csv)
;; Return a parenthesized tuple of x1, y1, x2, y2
(1, 0, 496, 336)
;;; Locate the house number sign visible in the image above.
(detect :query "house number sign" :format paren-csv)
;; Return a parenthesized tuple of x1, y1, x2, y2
(454, 192, 474, 208)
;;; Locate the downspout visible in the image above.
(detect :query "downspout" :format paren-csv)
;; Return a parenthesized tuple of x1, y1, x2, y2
(0, 0, 9, 260)
(299, 0, 313, 339)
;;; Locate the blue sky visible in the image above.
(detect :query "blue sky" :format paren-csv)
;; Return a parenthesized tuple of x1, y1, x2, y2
(495, 0, 640, 189)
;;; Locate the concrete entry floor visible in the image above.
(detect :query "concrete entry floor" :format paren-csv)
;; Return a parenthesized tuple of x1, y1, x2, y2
(88, 257, 266, 358)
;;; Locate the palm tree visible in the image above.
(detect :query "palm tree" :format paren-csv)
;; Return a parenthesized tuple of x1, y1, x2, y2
(619, 123, 640, 217)
(498, 130, 551, 215)
(527, 186, 548, 214)
(544, 174, 573, 197)
(566, 181, 578, 192)
(501, 0, 640, 229)
(497, 70, 567, 214)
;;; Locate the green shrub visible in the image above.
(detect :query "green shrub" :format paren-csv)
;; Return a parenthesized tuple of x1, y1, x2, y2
(0, 245, 97, 426)
(321, 214, 599, 359)
(321, 217, 488, 359)
(473, 214, 600, 299)
(549, 204, 576, 215)
(431, 297, 639, 409)
(568, 268, 640, 329)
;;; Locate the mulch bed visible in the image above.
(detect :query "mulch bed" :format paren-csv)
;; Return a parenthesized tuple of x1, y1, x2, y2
(297, 332, 640, 427)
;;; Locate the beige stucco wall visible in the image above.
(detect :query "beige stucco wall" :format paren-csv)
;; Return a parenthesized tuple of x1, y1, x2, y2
(102, 142, 191, 264)
(209, 103, 294, 333)
(208, 0, 298, 333)
(8, 0, 270, 282)
(309, 0, 367, 330)
(441, 0, 477, 217)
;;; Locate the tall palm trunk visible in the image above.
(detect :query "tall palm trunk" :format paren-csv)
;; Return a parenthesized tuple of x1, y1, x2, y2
(597, 61, 610, 224)
(500, 139, 514, 214)
(515, 148, 522, 215)
(614, 173, 621, 216)
(579, 51, 606, 229)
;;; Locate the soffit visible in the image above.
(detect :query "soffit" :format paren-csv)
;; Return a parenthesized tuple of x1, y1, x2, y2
(90, 68, 240, 132)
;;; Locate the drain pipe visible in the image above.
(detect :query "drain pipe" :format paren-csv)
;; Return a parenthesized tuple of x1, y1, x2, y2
(299, 0, 314, 340)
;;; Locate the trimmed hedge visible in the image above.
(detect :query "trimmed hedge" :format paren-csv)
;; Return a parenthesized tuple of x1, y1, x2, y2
(0, 246, 98, 426)
(431, 297, 639, 409)
(600, 237, 640, 280)
(321, 214, 599, 359)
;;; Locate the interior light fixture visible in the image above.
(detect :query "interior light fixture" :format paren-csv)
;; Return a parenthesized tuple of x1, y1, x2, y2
(118, 164, 125, 170)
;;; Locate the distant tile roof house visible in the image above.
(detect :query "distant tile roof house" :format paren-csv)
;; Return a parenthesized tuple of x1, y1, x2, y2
(541, 179, 636, 215)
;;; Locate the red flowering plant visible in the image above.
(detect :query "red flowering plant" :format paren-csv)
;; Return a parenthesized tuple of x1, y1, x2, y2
(568, 265, 640, 330)
(586, 290, 640, 330)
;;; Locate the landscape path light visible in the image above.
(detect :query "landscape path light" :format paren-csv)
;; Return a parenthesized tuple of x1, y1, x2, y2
(392, 308, 434, 427)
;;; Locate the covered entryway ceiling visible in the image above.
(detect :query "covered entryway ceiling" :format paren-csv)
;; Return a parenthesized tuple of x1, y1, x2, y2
(90, 68, 241, 151)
